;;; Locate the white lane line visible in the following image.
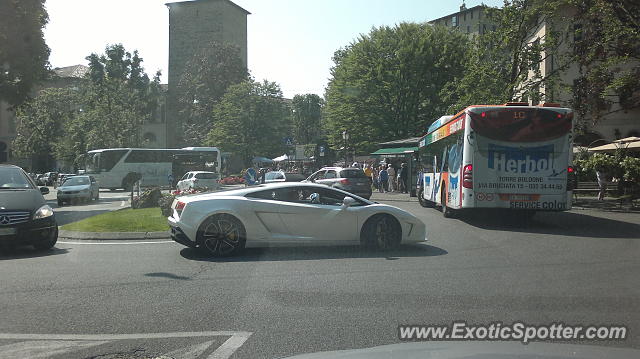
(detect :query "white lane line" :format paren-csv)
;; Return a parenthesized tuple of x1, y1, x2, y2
(0, 331, 253, 359)
(209, 332, 252, 359)
(0, 331, 250, 341)
(0, 340, 108, 359)
(57, 240, 175, 245)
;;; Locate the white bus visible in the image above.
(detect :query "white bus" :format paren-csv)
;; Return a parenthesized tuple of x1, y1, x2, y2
(417, 103, 576, 218)
(84, 147, 221, 190)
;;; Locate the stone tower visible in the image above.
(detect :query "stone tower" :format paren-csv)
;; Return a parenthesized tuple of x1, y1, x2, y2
(165, 0, 249, 147)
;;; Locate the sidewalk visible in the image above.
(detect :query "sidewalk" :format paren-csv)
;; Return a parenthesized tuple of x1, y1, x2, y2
(370, 190, 417, 202)
(572, 196, 640, 212)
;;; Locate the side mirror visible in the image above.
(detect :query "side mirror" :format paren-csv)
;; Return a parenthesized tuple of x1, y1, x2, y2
(341, 196, 356, 208)
(40, 187, 50, 195)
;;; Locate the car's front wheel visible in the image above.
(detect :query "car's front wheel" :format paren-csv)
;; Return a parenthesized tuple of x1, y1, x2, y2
(33, 227, 58, 251)
(360, 214, 402, 250)
(197, 214, 246, 257)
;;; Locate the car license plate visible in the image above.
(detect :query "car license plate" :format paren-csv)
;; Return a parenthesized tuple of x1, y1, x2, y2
(0, 228, 17, 236)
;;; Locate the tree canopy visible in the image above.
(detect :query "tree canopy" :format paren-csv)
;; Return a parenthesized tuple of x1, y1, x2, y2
(291, 94, 323, 145)
(323, 23, 470, 153)
(0, 0, 50, 106)
(206, 80, 289, 165)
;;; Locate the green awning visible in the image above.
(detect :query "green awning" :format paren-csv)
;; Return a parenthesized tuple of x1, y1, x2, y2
(370, 147, 418, 155)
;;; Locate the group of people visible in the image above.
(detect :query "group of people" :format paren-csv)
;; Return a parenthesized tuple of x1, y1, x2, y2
(359, 162, 409, 194)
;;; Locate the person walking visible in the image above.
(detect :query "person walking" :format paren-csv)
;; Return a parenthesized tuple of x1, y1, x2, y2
(364, 164, 373, 188)
(596, 167, 609, 201)
(387, 164, 396, 192)
(399, 162, 408, 193)
(379, 165, 389, 193)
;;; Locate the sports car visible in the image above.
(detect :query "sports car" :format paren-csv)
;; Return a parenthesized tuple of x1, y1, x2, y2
(167, 182, 426, 256)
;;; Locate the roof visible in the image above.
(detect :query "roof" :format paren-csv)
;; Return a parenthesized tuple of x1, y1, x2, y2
(378, 137, 421, 147)
(371, 147, 418, 155)
(53, 65, 89, 79)
(165, 0, 251, 14)
(428, 5, 486, 24)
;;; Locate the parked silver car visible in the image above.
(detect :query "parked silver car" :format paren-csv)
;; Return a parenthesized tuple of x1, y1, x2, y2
(304, 167, 372, 199)
(56, 175, 100, 206)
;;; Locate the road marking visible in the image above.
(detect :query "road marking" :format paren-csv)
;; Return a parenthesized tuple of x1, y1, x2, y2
(0, 331, 252, 359)
(57, 240, 175, 245)
(0, 340, 108, 359)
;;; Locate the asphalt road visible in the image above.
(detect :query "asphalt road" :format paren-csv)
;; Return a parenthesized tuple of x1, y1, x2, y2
(44, 188, 131, 226)
(0, 195, 638, 359)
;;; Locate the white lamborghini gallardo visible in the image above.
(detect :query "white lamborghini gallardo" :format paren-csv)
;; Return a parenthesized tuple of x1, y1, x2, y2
(168, 182, 426, 256)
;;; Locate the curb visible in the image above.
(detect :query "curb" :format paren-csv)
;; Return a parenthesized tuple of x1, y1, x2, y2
(58, 230, 170, 241)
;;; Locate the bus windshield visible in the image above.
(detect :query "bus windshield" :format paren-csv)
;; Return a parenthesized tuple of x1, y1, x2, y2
(468, 107, 572, 142)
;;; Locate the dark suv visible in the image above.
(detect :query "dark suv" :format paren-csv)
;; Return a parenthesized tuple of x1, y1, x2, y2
(0, 165, 58, 251)
(304, 167, 372, 199)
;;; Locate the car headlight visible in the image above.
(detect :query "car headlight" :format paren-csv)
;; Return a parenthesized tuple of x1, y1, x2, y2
(33, 205, 54, 219)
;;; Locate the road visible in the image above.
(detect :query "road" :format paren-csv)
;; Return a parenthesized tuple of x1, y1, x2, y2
(0, 194, 638, 358)
(43, 188, 131, 226)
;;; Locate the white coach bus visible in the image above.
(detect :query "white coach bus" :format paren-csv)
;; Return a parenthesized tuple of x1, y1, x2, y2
(84, 147, 221, 190)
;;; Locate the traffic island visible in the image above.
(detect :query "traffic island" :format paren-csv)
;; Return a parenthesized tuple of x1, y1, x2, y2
(59, 207, 170, 240)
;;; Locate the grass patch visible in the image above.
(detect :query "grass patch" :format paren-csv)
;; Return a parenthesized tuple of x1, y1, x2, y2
(61, 207, 168, 232)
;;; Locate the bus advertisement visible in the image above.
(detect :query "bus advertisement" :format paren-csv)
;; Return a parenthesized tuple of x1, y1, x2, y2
(417, 103, 576, 217)
(84, 147, 221, 190)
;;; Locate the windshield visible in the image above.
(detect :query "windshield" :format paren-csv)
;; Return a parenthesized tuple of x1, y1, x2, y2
(194, 172, 218, 179)
(62, 177, 90, 186)
(0, 168, 33, 189)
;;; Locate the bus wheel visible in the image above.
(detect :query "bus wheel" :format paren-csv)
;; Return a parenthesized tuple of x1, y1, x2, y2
(418, 188, 434, 208)
(442, 187, 453, 218)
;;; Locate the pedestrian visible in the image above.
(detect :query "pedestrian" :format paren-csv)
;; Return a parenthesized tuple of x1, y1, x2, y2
(596, 167, 609, 201)
(244, 167, 257, 186)
(364, 164, 373, 187)
(399, 162, 408, 193)
(259, 168, 266, 184)
(167, 173, 174, 191)
(351, 162, 360, 168)
(379, 165, 389, 193)
(387, 164, 396, 192)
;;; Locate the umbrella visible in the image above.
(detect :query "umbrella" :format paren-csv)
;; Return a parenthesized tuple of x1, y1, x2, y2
(588, 137, 640, 152)
(272, 154, 289, 162)
(252, 156, 274, 164)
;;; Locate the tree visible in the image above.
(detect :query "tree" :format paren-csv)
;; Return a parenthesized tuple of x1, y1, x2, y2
(12, 44, 162, 167)
(323, 23, 469, 152)
(207, 80, 289, 165)
(291, 94, 323, 144)
(567, 0, 640, 124)
(179, 41, 249, 146)
(12, 88, 79, 169)
(0, 0, 50, 107)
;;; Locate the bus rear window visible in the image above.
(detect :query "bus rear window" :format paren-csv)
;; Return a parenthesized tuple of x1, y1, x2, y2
(340, 169, 366, 178)
(469, 108, 572, 142)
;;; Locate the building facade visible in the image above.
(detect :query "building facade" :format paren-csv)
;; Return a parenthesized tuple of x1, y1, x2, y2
(165, 0, 250, 147)
(520, 6, 640, 144)
(428, 4, 495, 35)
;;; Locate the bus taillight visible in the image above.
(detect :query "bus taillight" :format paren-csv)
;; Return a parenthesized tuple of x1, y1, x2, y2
(567, 166, 577, 191)
(463, 164, 473, 189)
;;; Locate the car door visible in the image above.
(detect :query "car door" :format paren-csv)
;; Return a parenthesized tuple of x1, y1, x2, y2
(244, 189, 291, 240)
(276, 186, 359, 241)
(177, 173, 191, 190)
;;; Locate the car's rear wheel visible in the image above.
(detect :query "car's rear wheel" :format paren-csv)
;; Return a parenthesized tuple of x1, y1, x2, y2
(197, 214, 246, 257)
(360, 214, 402, 250)
(33, 227, 58, 251)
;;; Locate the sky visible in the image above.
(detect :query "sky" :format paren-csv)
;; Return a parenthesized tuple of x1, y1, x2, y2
(44, 0, 504, 99)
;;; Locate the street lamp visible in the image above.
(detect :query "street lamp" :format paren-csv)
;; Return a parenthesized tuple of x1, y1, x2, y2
(342, 130, 349, 166)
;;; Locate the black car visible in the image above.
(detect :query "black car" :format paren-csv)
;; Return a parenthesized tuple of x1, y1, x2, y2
(304, 167, 372, 199)
(0, 165, 58, 251)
